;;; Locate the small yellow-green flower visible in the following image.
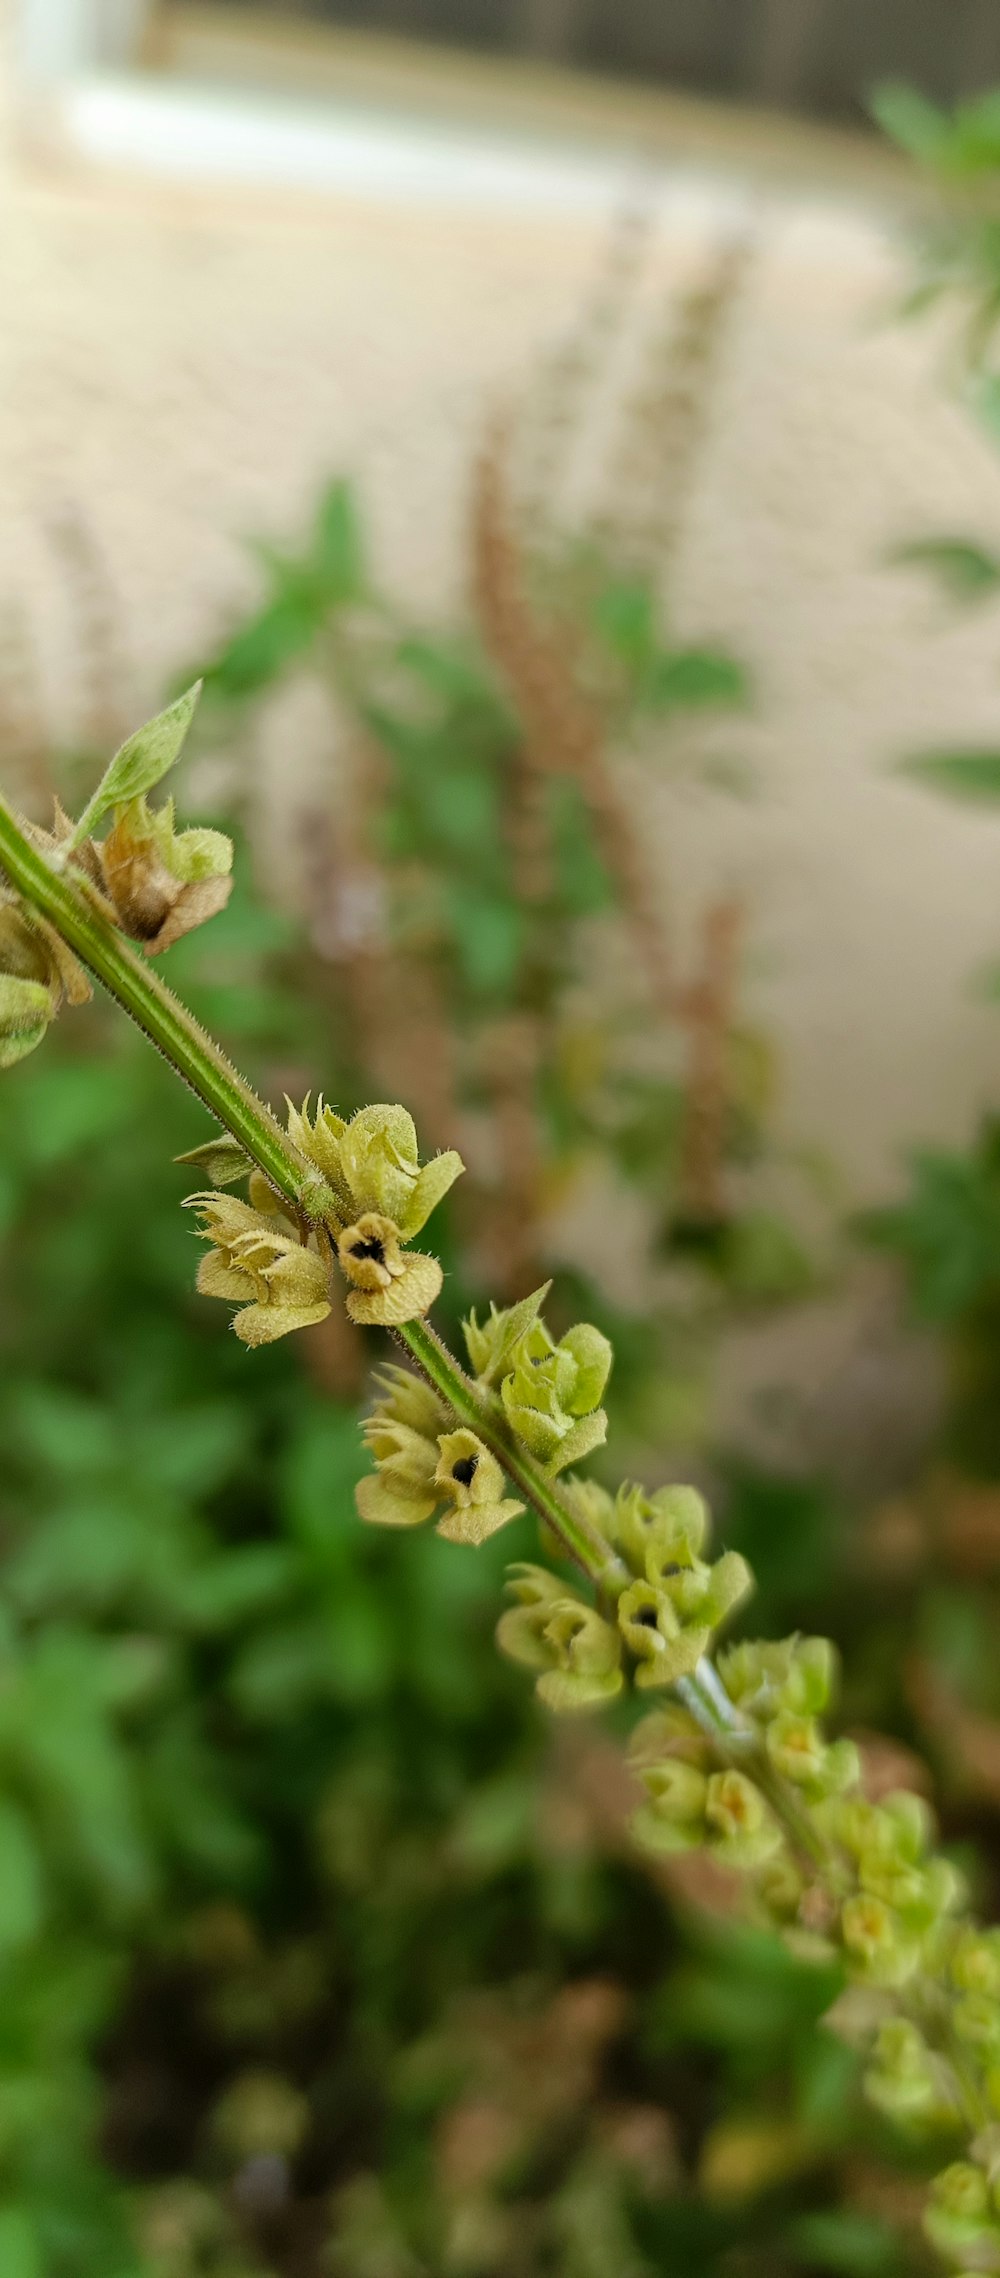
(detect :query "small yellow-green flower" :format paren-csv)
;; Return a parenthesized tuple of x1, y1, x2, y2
(631, 1758, 710, 1855)
(433, 1428, 524, 1546)
(496, 1563, 623, 1712)
(617, 1579, 707, 1688)
(186, 1189, 331, 1347)
(356, 1366, 449, 1529)
(704, 1771, 782, 1868)
(355, 1381, 522, 1546)
(337, 1212, 444, 1327)
(923, 2162, 999, 2267)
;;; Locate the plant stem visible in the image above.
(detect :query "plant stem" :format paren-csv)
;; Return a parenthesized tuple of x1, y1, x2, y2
(0, 792, 622, 1588)
(678, 1662, 833, 1874)
(0, 795, 335, 1220)
(0, 791, 851, 1871)
(401, 1315, 627, 1586)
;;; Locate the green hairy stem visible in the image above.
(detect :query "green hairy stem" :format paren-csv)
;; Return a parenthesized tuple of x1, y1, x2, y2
(0, 792, 619, 1590)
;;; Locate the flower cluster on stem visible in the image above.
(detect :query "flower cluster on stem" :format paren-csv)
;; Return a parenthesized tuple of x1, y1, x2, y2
(2, 694, 1000, 2273)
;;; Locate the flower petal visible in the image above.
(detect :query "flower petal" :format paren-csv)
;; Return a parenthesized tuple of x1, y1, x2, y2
(355, 1474, 438, 1529)
(399, 1149, 465, 1238)
(146, 873, 231, 955)
(233, 1299, 331, 1347)
(196, 1250, 258, 1302)
(436, 1498, 524, 1547)
(346, 1251, 443, 1326)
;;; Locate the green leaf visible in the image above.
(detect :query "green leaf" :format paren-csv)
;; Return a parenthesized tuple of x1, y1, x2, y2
(970, 369, 1000, 450)
(312, 479, 366, 597)
(71, 684, 201, 843)
(592, 577, 657, 672)
(785, 2211, 896, 2275)
(900, 748, 1000, 800)
(645, 646, 748, 711)
(861, 1135, 1000, 1318)
(869, 82, 949, 165)
(890, 536, 1000, 601)
(446, 884, 523, 997)
(0, 1801, 44, 1952)
(201, 591, 321, 699)
(174, 1133, 251, 1187)
(0, 2208, 43, 2278)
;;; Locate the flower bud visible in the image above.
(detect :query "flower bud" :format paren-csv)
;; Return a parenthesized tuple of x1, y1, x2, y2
(766, 1714, 858, 1800)
(840, 1894, 918, 1986)
(496, 1565, 622, 1711)
(705, 1772, 781, 1865)
(290, 1098, 463, 1239)
(923, 2162, 999, 2268)
(954, 1930, 1000, 2000)
(499, 1315, 609, 1473)
(865, 2019, 943, 2123)
(615, 1482, 709, 1577)
(953, 1994, 1000, 2055)
(0, 972, 55, 1068)
(631, 1760, 709, 1856)
(463, 1284, 551, 1385)
(756, 1856, 805, 1922)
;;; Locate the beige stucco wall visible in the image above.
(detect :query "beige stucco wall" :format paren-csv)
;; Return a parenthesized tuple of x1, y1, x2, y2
(5, 32, 1000, 1230)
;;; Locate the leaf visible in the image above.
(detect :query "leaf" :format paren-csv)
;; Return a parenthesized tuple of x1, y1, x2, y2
(869, 82, 949, 165)
(0, 2208, 43, 2278)
(592, 577, 657, 672)
(890, 536, 1000, 601)
(312, 479, 366, 597)
(970, 369, 1000, 451)
(785, 2210, 896, 2275)
(72, 684, 201, 843)
(645, 646, 749, 711)
(900, 748, 1000, 801)
(446, 883, 523, 998)
(861, 1137, 1000, 1319)
(0, 1800, 44, 1952)
(201, 591, 321, 699)
(174, 1134, 251, 1188)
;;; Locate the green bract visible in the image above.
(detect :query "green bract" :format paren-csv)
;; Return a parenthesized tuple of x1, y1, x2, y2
(498, 1316, 611, 1473)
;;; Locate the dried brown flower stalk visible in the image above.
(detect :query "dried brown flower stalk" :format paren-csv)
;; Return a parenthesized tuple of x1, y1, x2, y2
(595, 235, 752, 583)
(470, 423, 676, 1016)
(673, 896, 744, 1230)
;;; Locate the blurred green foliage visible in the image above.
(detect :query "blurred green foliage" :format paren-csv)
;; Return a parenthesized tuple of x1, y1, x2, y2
(2, 188, 985, 2277)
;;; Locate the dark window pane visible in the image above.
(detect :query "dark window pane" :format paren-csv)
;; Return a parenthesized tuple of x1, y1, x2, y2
(200, 0, 1000, 122)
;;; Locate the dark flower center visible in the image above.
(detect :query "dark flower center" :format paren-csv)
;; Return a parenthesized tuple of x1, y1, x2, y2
(452, 1455, 478, 1487)
(351, 1236, 386, 1264)
(633, 1607, 660, 1628)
